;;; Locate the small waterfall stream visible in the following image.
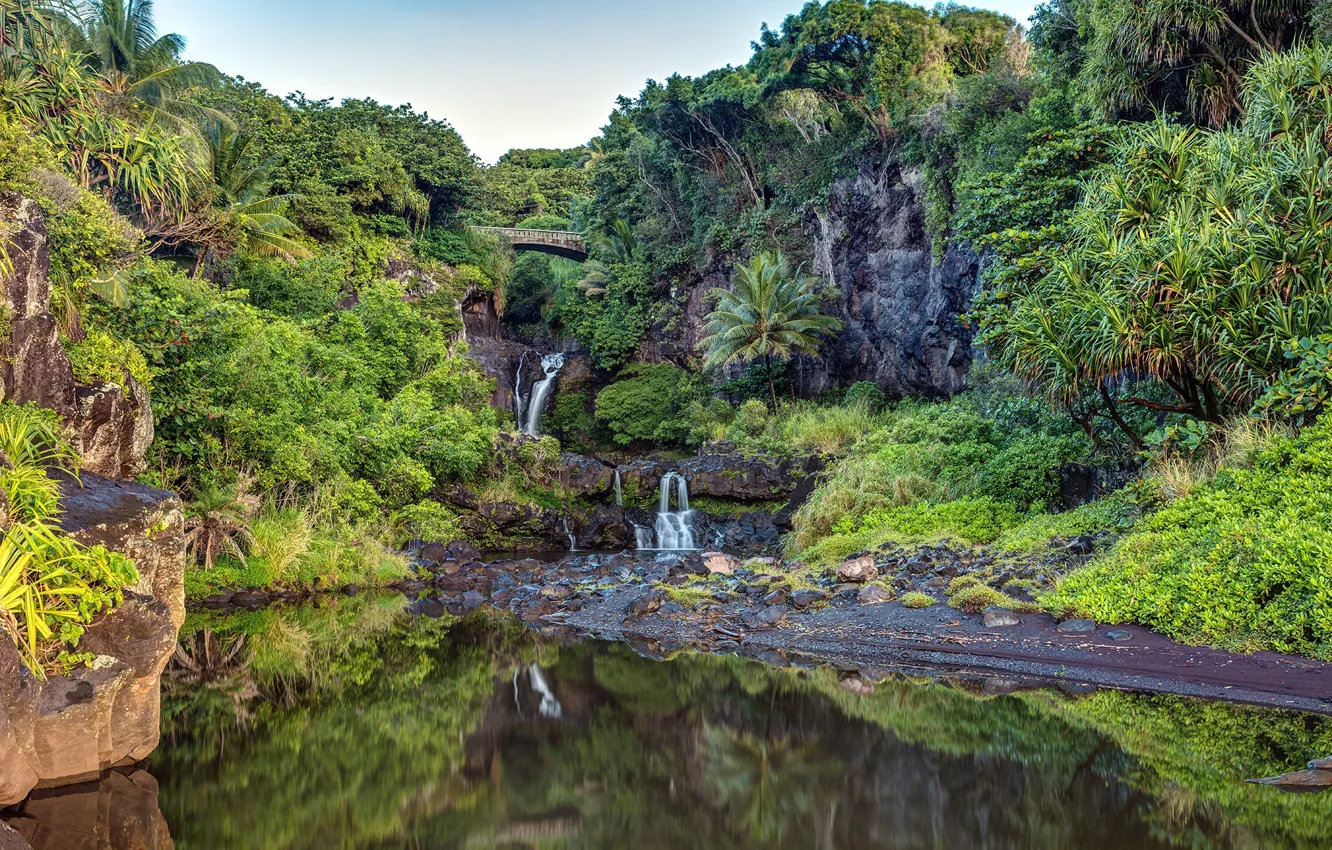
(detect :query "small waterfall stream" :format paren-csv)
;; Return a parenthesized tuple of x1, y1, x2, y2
(513, 349, 529, 425)
(561, 516, 577, 552)
(523, 353, 566, 437)
(636, 472, 696, 551)
(613, 469, 623, 507)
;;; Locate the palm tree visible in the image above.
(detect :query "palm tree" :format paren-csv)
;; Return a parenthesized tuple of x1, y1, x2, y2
(577, 219, 637, 296)
(54, 0, 220, 124)
(700, 250, 842, 407)
(205, 122, 310, 261)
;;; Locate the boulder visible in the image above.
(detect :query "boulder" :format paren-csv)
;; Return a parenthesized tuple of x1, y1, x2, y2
(678, 450, 801, 501)
(0, 825, 28, 850)
(0, 474, 184, 808)
(791, 589, 827, 609)
(982, 608, 1022, 628)
(0, 195, 75, 419)
(4, 769, 171, 850)
(557, 453, 613, 498)
(857, 585, 893, 605)
(839, 556, 878, 584)
(71, 379, 154, 479)
(56, 473, 186, 629)
(702, 552, 740, 575)
(1056, 619, 1097, 635)
(0, 195, 152, 477)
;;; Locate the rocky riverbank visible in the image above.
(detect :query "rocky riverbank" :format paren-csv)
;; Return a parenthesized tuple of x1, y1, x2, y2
(191, 540, 1332, 716)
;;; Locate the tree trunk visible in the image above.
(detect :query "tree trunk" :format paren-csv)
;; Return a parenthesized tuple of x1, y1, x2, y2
(765, 353, 778, 409)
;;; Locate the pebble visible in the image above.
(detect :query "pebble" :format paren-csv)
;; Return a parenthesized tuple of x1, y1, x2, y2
(1105, 629, 1133, 642)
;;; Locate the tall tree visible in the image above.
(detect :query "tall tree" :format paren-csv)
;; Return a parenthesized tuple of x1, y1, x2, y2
(205, 122, 310, 261)
(56, 0, 220, 122)
(701, 251, 843, 407)
(1077, 0, 1310, 126)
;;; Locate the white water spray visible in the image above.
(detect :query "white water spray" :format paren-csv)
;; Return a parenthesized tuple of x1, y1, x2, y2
(523, 353, 566, 437)
(513, 349, 529, 424)
(636, 472, 696, 551)
(613, 469, 623, 507)
(562, 516, 577, 552)
(528, 664, 563, 719)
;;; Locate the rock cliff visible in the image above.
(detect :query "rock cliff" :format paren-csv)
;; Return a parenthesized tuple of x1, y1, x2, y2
(0, 476, 183, 809)
(0, 195, 186, 810)
(800, 159, 980, 398)
(0, 195, 153, 478)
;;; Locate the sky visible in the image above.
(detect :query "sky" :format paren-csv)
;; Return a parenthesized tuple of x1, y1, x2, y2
(154, 0, 1040, 163)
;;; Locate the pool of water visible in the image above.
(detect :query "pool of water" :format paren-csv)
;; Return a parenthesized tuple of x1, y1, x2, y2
(7, 593, 1332, 849)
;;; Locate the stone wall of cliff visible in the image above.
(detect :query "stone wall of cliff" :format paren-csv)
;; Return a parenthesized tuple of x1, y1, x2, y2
(0, 196, 186, 810)
(800, 159, 979, 398)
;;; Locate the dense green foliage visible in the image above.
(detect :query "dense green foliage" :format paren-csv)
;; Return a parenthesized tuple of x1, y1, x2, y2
(0, 403, 137, 674)
(1050, 418, 1332, 658)
(792, 383, 1097, 561)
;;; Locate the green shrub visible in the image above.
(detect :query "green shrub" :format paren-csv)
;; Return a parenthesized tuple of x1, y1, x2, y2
(393, 500, 462, 545)
(595, 364, 699, 446)
(66, 327, 151, 394)
(949, 584, 1024, 615)
(0, 403, 138, 676)
(1047, 418, 1332, 658)
(901, 591, 938, 609)
(844, 381, 886, 412)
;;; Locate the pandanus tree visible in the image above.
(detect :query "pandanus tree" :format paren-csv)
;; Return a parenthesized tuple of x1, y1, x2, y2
(980, 44, 1332, 446)
(1078, 0, 1310, 127)
(53, 0, 220, 126)
(700, 250, 843, 407)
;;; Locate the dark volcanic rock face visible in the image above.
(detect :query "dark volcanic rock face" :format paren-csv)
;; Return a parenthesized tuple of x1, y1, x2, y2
(0, 195, 76, 420)
(801, 159, 980, 398)
(0, 194, 153, 477)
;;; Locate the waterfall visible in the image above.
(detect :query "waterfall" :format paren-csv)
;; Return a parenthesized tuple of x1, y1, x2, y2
(562, 516, 577, 552)
(637, 472, 696, 551)
(513, 349, 529, 424)
(613, 469, 623, 507)
(523, 353, 566, 437)
(528, 664, 563, 719)
(633, 524, 654, 550)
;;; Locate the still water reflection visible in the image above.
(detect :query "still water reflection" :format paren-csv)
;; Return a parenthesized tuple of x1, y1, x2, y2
(6, 594, 1332, 849)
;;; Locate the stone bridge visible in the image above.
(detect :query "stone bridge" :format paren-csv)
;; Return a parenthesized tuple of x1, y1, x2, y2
(470, 227, 588, 261)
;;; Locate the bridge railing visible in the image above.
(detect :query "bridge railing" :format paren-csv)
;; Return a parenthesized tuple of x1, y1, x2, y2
(470, 227, 586, 247)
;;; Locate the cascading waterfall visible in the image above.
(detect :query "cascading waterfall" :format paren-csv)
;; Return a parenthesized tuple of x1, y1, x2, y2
(644, 472, 696, 551)
(523, 353, 566, 437)
(633, 524, 654, 549)
(562, 516, 577, 552)
(613, 469, 623, 507)
(513, 349, 529, 424)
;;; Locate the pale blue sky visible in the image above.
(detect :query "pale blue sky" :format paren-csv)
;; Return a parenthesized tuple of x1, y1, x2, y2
(155, 1, 1039, 162)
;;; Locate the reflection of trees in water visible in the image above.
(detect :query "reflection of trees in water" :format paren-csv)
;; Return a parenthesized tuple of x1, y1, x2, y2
(154, 604, 1332, 850)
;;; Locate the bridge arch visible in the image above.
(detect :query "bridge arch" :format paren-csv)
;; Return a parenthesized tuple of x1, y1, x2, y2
(470, 227, 588, 262)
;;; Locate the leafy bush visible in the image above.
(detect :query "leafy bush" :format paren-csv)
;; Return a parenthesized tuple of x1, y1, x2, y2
(793, 395, 1098, 557)
(1047, 418, 1332, 658)
(901, 591, 938, 609)
(392, 500, 462, 545)
(843, 381, 886, 412)
(65, 327, 151, 393)
(0, 404, 138, 676)
(594, 364, 699, 446)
